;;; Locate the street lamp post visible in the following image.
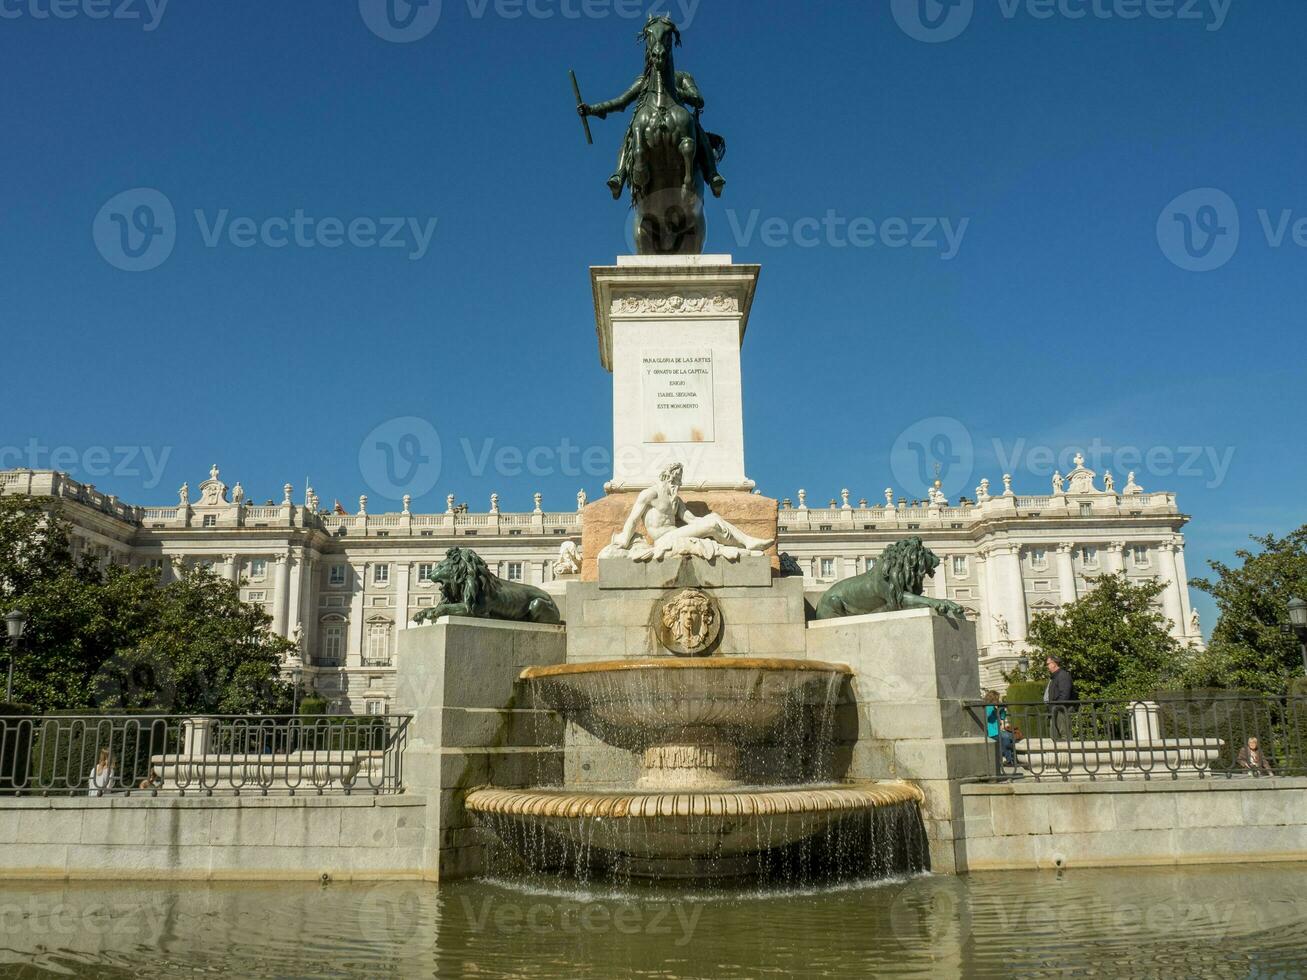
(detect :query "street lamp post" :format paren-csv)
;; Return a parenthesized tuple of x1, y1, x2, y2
(4, 610, 28, 704)
(1287, 597, 1307, 677)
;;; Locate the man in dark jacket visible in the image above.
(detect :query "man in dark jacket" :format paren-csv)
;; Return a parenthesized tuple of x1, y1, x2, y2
(1043, 656, 1077, 739)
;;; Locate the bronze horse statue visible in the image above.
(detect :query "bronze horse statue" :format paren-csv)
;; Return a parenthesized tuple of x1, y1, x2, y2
(579, 16, 726, 255)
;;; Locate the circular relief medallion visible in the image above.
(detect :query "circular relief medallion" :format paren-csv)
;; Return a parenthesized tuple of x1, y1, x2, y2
(656, 588, 723, 657)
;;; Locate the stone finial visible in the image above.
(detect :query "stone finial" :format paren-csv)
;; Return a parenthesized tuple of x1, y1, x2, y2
(840, 489, 851, 510)
(1073, 452, 1085, 470)
(976, 478, 990, 502)
(533, 492, 543, 514)
(304, 485, 314, 508)
(283, 483, 293, 505)
(884, 487, 893, 507)
(490, 493, 500, 514)
(1123, 471, 1143, 495)
(358, 495, 368, 516)
(402, 494, 412, 514)
(1002, 474, 1014, 496)
(446, 493, 456, 514)
(859, 498, 868, 509)
(797, 489, 808, 510)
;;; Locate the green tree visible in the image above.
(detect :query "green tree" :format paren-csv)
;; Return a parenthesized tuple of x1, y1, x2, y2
(1016, 573, 1189, 702)
(0, 494, 293, 713)
(1189, 525, 1307, 694)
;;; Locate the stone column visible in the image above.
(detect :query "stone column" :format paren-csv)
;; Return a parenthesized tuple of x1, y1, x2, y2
(225, 554, 240, 583)
(350, 562, 369, 667)
(1056, 544, 1077, 606)
(1172, 544, 1195, 636)
(396, 562, 411, 632)
(1157, 541, 1185, 635)
(299, 555, 317, 656)
(272, 554, 290, 636)
(973, 551, 991, 647)
(285, 553, 303, 642)
(931, 557, 949, 600)
(990, 544, 1028, 644)
(1104, 541, 1126, 575)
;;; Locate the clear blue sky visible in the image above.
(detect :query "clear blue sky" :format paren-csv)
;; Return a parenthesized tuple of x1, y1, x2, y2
(2, 0, 1303, 632)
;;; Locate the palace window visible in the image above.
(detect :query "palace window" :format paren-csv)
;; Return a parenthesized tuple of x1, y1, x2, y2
(818, 524, 833, 532)
(1132, 545, 1150, 567)
(365, 620, 393, 666)
(552, 528, 568, 535)
(906, 523, 921, 530)
(247, 591, 265, 603)
(365, 700, 385, 716)
(509, 529, 523, 537)
(952, 556, 969, 577)
(1079, 502, 1093, 516)
(249, 559, 267, 580)
(820, 557, 836, 579)
(1081, 547, 1099, 567)
(421, 531, 434, 537)
(374, 564, 390, 586)
(329, 564, 347, 587)
(506, 562, 525, 582)
(376, 531, 389, 538)
(202, 514, 217, 528)
(417, 563, 436, 583)
(1030, 548, 1048, 569)
(319, 617, 346, 667)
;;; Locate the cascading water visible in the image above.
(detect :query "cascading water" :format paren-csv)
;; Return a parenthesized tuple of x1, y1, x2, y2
(465, 658, 930, 886)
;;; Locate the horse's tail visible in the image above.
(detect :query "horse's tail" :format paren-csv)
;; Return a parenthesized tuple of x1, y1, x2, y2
(707, 132, 726, 163)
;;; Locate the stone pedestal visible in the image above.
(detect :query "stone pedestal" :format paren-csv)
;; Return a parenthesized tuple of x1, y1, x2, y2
(806, 608, 989, 874)
(591, 255, 760, 493)
(394, 617, 566, 880)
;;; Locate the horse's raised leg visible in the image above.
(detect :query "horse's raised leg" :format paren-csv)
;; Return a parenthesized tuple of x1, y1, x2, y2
(679, 137, 696, 192)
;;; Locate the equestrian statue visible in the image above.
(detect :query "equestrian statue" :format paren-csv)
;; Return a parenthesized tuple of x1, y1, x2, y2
(575, 15, 727, 255)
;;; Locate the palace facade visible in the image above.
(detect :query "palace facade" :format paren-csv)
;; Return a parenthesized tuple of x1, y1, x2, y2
(2, 460, 1203, 712)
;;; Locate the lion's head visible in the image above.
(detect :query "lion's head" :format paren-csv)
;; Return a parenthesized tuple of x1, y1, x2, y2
(431, 547, 494, 607)
(878, 536, 940, 604)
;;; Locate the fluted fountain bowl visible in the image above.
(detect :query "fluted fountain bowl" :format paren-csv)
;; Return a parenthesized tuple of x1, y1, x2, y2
(522, 657, 852, 748)
(465, 782, 928, 880)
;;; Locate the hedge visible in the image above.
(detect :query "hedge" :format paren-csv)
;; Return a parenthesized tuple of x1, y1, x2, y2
(0, 703, 37, 794)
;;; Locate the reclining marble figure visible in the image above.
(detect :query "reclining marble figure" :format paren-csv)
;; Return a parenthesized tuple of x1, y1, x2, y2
(600, 463, 774, 563)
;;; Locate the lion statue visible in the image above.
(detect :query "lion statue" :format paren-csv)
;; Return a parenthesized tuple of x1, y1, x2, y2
(813, 536, 965, 621)
(411, 548, 561, 626)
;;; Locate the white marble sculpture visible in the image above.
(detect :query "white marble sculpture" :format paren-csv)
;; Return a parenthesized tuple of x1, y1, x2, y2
(599, 463, 773, 564)
(553, 540, 582, 577)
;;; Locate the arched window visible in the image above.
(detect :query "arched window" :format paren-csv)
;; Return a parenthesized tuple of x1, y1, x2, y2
(319, 615, 346, 667)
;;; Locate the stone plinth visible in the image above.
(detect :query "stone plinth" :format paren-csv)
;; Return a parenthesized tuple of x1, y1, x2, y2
(581, 490, 778, 582)
(598, 552, 772, 590)
(807, 607, 988, 874)
(395, 617, 566, 880)
(591, 255, 760, 492)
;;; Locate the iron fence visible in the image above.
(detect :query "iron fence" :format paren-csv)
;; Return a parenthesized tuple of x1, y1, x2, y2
(967, 695, 1307, 782)
(0, 714, 411, 797)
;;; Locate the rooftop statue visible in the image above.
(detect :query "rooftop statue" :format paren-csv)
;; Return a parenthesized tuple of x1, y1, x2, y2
(575, 15, 726, 255)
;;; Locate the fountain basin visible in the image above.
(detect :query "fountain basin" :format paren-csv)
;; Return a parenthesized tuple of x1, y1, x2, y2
(466, 781, 926, 879)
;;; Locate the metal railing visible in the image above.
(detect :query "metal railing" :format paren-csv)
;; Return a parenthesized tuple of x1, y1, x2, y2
(967, 696, 1307, 782)
(0, 714, 411, 797)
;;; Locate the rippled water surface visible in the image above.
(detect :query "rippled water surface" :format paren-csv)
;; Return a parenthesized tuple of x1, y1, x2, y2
(1, 864, 1306, 978)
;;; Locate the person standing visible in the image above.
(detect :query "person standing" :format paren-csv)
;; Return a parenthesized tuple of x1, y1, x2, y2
(1043, 656, 1077, 740)
(87, 748, 114, 797)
